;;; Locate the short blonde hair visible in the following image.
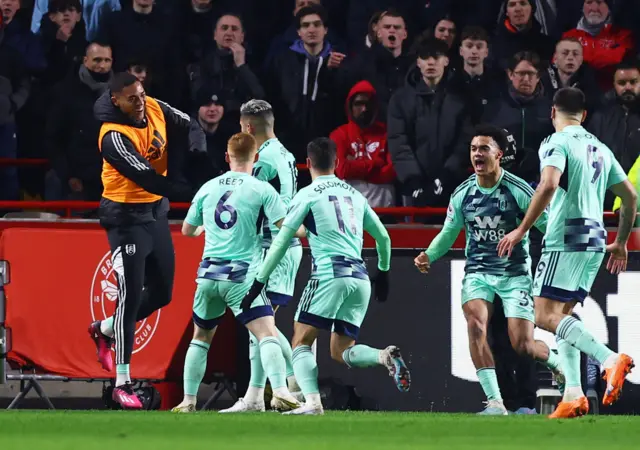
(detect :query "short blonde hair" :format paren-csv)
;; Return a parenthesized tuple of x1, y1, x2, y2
(227, 132, 257, 162)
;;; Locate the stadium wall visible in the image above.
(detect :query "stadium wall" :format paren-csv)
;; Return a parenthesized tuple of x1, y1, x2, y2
(1, 224, 639, 413)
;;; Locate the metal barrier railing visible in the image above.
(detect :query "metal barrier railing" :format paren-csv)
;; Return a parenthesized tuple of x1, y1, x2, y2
(0, 201, 453, 221)
(0, 200, 619, 222)
(0, 158, 620, 221)
(0, 158, 312, 170)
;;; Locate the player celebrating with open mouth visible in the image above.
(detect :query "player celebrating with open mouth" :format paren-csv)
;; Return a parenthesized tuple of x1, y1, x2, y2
(415, 124, 564, 416)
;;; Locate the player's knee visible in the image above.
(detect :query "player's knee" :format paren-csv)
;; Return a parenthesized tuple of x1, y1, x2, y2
(330, 346, 345, 364)
(534, 308, 552, 331)
(292, 335, 315, 349)
(466, 317, 487, 342)
(192, 325, 215, 344)
(512, 338, 535, 357)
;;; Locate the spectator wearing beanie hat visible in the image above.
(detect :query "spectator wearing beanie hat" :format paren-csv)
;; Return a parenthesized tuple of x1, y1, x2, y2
(185, 87, 234, 188)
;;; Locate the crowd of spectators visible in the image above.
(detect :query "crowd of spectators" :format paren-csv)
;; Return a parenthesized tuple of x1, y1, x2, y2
(1, 0, 639, 211)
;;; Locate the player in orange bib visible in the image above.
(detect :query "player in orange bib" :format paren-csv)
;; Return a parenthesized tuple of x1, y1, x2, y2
(88, 72, 198, 409)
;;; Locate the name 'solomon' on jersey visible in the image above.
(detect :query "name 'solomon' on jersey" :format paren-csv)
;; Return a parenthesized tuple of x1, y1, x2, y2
(282, 175, 382, 281)
(185, 171, 286, 282)
(252, 138, 299, 248)
(538, 125, 627, 253)
(445, 170, 547, 276)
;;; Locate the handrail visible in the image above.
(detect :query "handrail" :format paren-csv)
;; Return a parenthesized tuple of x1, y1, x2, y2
(0, 200, 618, 221)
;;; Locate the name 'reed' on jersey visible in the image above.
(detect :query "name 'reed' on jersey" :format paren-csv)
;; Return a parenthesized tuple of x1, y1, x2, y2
(447, 170, 547, 276)
(538, 126, 627, 253)
(252, 138, 299, 247)
(186, 172, 286, 280)
(283, 175, 374, 281)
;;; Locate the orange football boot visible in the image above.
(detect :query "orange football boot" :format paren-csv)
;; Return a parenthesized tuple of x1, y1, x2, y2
(548, 396, 589, 419)
(603, 354, 635, 406)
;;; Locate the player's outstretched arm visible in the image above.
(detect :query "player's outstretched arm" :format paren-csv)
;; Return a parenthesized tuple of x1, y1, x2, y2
(101, 131, 195, 201)
(274, 218, 306, 238)
(418, 200, 463, 273)
(498, 166, 560, 257)
(182, 223, 204, 237)
(606, 179, 638, 274)
(363, 205, 391, 302)
(182, 188, 205, 237)
(363, 205, 391, 272)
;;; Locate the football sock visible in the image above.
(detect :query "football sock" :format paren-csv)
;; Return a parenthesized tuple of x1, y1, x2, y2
(248, 332, 267, 389)
(115, 364, 131, 387)
(259, 337, 287, 390)
(342, 345, 382, 368)
(292, 345, 319, 400)
(542, 347, 562, 373)
(476, 368, 502, 401)
(183, 340, 210, 400)
(100, 317, 115, 338)
(556, 316, 615, 366)
(276, 328, 295, 379)
(557, 337, 584, 401)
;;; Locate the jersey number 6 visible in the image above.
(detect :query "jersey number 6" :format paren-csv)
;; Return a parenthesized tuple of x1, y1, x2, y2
(215, 190, 238, 230)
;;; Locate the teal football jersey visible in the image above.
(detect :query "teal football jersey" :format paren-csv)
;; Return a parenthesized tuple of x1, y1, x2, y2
(252, 138, 298, 247)
(538, 125, 627, 252)
(441, 170, 547, 276)
(283, 175, 379, 280)
(186, 171, 286, 280)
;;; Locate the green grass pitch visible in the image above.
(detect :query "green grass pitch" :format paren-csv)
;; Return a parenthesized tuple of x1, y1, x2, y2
(1, 411, 640, 449)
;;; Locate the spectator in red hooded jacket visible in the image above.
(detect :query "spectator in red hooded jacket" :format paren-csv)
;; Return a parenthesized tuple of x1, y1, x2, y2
(563, 0, 635, 91)
(330, 80, 396, 208)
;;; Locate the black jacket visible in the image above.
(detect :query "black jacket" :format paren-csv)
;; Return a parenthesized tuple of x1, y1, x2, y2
(0, 29, 30, 124)
(541, 63, 603, 120)
(491, 19, 555, 70)
(97, 8, 182, 105)
(344, 43, 412, 124)
(481, 86, 554, 183)
(189, 48, 265, 121)
(186, 116, 235, 188)
(38, 15, 87, 87)
(93, 92, 197, 228)
(45, 68, 108, 189)
(387, 67, 470, 202)
(268, 43, 345, 160)
(588, 99, 640, 175)
(447, 66, 505, 124)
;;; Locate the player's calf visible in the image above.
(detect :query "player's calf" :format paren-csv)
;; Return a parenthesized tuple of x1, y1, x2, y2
(174, 322, 217, 411)
(246, 316, 300, 411)
(330, 331, 411, 392)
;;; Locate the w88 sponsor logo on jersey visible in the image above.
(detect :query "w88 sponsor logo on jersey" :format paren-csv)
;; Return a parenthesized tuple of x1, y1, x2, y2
(472, 215, 505, 242)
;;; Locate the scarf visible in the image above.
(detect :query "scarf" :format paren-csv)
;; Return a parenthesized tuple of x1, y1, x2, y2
(78, 65, 112, 93)
(577, 14, 612, 37)
(509, 82, 542, 105)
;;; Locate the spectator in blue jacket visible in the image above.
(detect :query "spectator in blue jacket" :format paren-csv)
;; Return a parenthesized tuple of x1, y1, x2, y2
(264, 0, 345, 71)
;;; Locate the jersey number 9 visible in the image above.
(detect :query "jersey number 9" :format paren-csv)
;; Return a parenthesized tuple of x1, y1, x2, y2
(587, 145, 603, 184)
(215, 191, 238, 229)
